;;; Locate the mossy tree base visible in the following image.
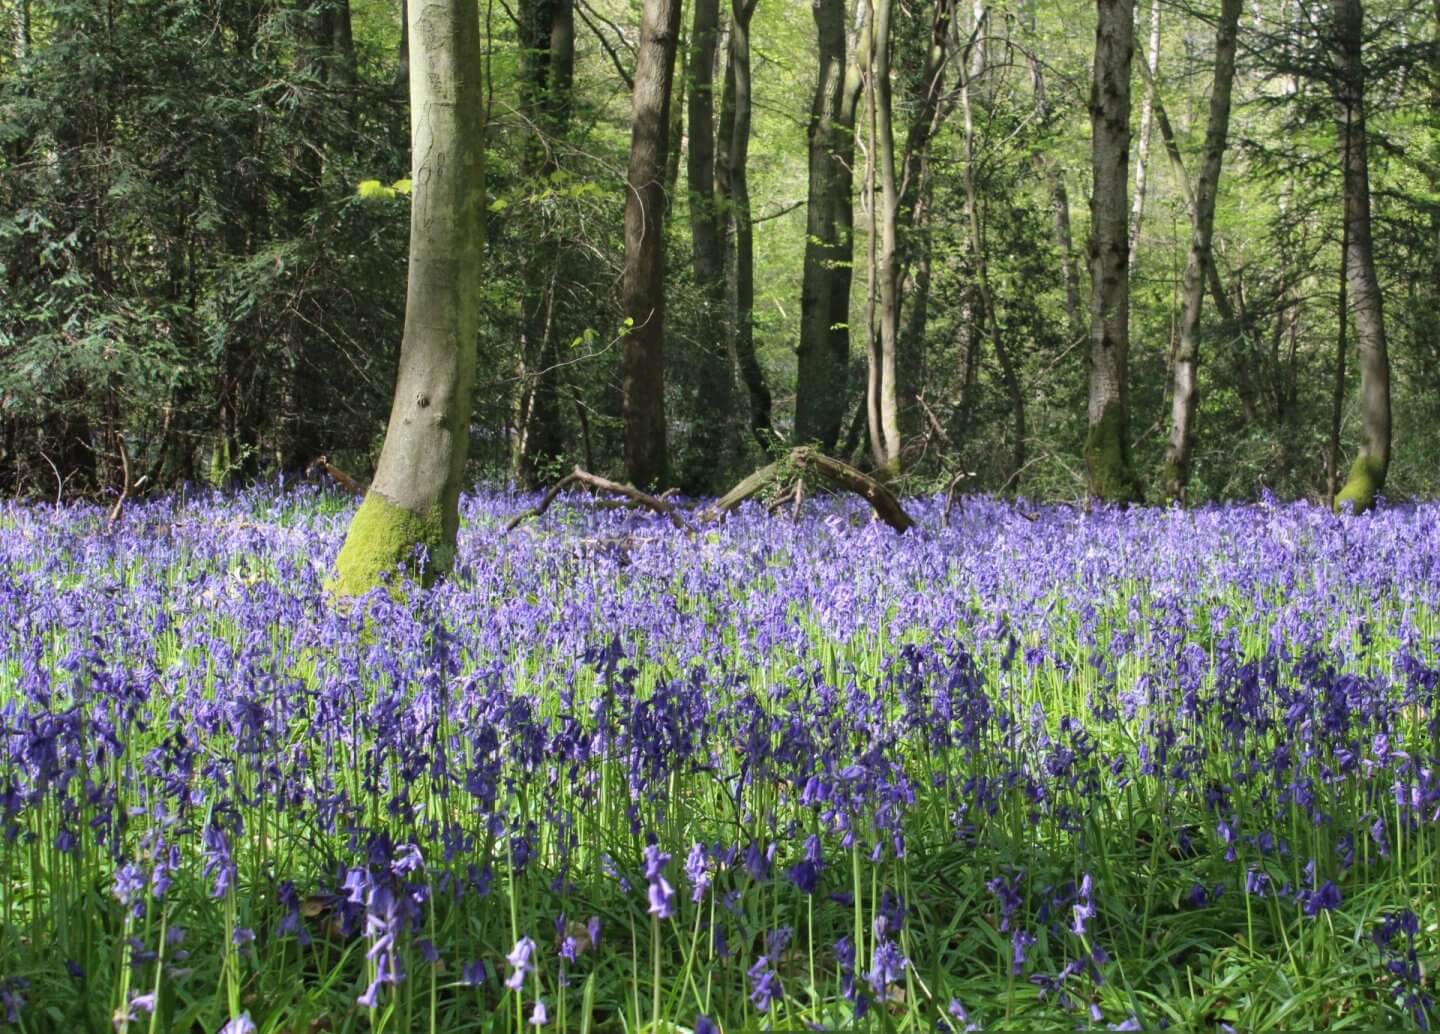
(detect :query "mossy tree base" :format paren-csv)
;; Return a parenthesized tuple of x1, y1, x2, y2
(1084, 402, 1145, 505)
(330, 492, 453, 597)
(1334, 454, 1385, 514)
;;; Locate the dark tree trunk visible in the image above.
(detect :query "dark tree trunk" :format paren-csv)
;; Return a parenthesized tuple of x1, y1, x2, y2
(621, 0, 682, 488)
(727, 0, 771, 448)
(683, 0, 734, 484)
(1331, 0, 1391, 512)
(1083, 0, 1144, 503)
(516, 0, 577, 488)
(795, 0, 863, 449)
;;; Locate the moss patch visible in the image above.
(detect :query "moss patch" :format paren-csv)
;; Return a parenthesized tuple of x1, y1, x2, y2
(329, 492, 454, 598)
(1084, 402, 1145, 505)
(1335, 453, 1386, 514)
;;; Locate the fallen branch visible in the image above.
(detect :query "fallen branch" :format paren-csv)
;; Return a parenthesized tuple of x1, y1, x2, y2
(307, 455, 367, 497)
(705, 447, 915, 533)
(505, 467, 696, 535)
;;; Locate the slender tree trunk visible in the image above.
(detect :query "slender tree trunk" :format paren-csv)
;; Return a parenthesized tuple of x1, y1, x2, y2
(621, 0, 682, 488)
(684, 0, 734, 483)
(332, 0, 486, 595)
(895, 0, 956, 455)
(727, 0, 772, 447)
(795, 0, 864, 449)
(1052, 171, 1084, 341)
(1084, 0, 1143, 503)
(1327, 193, 1351, 504)
(1163, 0, 1241, 503)
(1332, 0, 1390, 511)
(865, 0, 902, 475)
(1127, 0, 1161, 270)
(958, 35, 1024, 486)
(397, 0, 409, 86)
(516, 0, 577, 488)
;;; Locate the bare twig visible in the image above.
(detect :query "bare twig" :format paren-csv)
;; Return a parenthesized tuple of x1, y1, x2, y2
(39, 450, 61, 509)
(107, 432, 131, 531)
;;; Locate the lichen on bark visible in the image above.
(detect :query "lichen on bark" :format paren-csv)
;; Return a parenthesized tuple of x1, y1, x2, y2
(330, 492, 452, 597)
(1335, 454, 1385, 514)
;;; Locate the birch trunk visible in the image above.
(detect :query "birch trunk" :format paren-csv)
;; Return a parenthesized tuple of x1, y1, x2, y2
(1084, 0, 1144, 503)
(1332, 0, 1391, 512)
(1163, 0, 1240, 502)
(332, 0, 486, 595)
(1127, 0, 1161, 270)
(621, 0, 682, 488)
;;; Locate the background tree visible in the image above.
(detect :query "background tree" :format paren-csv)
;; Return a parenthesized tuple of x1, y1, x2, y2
(621, 0, 682, 489)
(1083, 0, 1144, 503)
(1330, 0, 1391, 512)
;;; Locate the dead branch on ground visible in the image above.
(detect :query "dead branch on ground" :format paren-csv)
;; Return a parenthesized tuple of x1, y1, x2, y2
(504, 467, 695, 534)
(704, 447, 915, 533)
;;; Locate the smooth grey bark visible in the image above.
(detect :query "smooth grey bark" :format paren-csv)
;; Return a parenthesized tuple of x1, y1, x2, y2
(726, 0, 772, 447)
(865, 0, 901, 476)
(1084, 0, 1143, 503)
(1164, 0, 1241, 502)
(1332, 0, 1391, 512)
(621, 0, 682, 488)
(794, 0, 863, 449)
(333, 0, 486, 595)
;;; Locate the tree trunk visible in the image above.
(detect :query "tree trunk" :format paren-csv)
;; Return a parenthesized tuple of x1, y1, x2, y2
(727, 0, 771, 447)
(1163, 0, 1241, 503)
(516, 0, 577, 488)
(1127, 0, 1161, 271)
(621, 0, 682, 488)
(958, 35, 1024, 487)
(795, 0, 864, 449)
(1332, 0, 1391, 512)
(684, 0, 734, 483)
(332, 0, 486, 595)
(1083, 0, 1143, 503)
(865, 0, 902, 475)
(894, 0, 956, 458)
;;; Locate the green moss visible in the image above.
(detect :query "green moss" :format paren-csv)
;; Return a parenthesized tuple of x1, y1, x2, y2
(1335, 453, 1386, 514)
(329, 492, 454, 598)
(1084, 402, 1145, 505)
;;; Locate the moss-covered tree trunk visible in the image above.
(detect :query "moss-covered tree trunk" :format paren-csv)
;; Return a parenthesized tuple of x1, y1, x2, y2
(794, 0, 863, 449)
(331, 0, 485, 595)
(1332, 0, 1391, 513)
(621, 0, 682, 489)
(1163, 0, 1240, 503)
(1083, 0, 1144, 504)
